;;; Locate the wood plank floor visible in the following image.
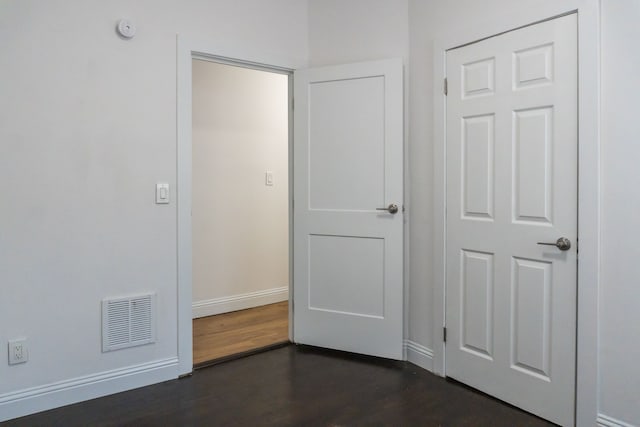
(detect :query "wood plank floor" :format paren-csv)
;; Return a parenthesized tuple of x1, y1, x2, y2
(7, 345, 555, 426)
(193, 301, 289, 365)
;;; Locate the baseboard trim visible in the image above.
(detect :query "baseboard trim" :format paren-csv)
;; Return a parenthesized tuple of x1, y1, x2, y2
(0, 357, 178, 422)
(598, 413, 637, 427)
(192, 286, 288, 318)
(404, 339, 434, 372)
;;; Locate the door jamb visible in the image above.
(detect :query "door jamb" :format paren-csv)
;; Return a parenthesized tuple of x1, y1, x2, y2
(431, 2, 600, 425)
(176, 35, 302, 376)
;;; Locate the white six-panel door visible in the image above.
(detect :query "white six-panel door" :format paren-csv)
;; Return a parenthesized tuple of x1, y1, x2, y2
(293, 59, 404, 360)
(445, 14, 577, 426)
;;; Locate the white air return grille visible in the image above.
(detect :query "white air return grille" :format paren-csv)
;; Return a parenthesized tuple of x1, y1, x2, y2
(102, 293, 156, 352)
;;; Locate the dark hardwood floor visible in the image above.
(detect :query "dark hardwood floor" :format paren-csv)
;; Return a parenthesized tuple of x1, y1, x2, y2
(5, 345, 555, 427)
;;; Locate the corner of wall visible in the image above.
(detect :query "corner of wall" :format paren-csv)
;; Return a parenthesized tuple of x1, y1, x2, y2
(404, 340, 434, 372)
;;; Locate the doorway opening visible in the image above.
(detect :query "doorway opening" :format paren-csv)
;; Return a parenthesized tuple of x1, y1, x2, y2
(191, 59, 291, 367)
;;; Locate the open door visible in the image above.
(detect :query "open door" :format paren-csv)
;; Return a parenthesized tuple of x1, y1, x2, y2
(293, 59, 404, 359)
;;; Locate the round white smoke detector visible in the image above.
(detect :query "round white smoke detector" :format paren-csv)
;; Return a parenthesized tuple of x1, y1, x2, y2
(117, 19, 136, 39)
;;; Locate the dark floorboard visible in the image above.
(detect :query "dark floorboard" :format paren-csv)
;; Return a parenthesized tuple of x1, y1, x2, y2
(5, 345, 555, 427)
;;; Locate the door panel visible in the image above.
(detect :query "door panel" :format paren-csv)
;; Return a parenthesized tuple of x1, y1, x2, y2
(462, 114, 495, 219)
(294, 59, 403, 360)
(308, 234, 385, 317)
(511, 257, 552, 379)
(513, 107, 553, 222)
(461, 250, 494, 358)
(446, 14, 577, 426)
(308, 77, 385, 211)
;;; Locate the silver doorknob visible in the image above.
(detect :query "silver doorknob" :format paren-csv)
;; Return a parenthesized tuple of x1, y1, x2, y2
(537, 237, 571, 251)
(376, 204, 399, 214)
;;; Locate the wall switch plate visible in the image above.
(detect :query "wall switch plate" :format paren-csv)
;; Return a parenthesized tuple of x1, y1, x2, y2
(8, 339, 28, 365)
(156, 183, 170, 204)
(265, 171, 274, 186)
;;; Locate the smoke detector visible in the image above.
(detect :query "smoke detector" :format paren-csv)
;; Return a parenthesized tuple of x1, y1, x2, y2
(117, 19, 136, 39)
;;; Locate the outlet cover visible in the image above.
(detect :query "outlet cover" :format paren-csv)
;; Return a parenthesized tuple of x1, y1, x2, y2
(8, 339, 28, 365)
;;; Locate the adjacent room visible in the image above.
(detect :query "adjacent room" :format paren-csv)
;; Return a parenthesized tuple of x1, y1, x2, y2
(191, 59, 290, 366)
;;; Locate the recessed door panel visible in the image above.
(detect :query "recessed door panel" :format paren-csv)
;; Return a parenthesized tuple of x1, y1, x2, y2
(511, 257, 551, 379)
(461, 250, 494, 358)
(513, 107, 553, 223)
(514, 44, 553, 89)
(309, 235, 384, 318)
(463, 58, 495, 98)
(309, 77, 385, 211)
(463, 115, 495, 219)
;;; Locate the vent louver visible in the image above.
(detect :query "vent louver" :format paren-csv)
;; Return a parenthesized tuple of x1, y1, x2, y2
(102, 293, 156, 352)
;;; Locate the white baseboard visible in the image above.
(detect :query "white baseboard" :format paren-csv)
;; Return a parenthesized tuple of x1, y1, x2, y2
(404, 339, 434, 372)
(0, 357, 178, 422)
(598, 413, 637, 427)
(192, 286, 288, 318)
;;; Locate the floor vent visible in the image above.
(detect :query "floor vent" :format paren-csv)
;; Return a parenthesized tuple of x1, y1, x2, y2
(102, 293, 156, 352)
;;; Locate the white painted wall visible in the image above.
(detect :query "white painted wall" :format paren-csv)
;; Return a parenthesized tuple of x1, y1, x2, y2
(599, 1, 640, 424)
(308, 0, 409, 67)
(191, 60, 289, 317)
(0, 0, 306, 420)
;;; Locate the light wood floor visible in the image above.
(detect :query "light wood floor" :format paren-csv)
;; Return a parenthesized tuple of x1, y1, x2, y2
(193, 301, 289, 365)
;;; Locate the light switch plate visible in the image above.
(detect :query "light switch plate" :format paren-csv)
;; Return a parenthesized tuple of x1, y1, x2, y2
(156, 183, 169, 204)
(265, 171, 274, 186)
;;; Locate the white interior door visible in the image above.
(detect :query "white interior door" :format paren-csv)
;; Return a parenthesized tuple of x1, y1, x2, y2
(293, 59, 403, 360)
(445, 14, 577, 426)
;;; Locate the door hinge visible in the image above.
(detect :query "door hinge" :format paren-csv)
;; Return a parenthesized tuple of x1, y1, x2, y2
(444, 78, 448, 96)
(443, 327, 447, 343)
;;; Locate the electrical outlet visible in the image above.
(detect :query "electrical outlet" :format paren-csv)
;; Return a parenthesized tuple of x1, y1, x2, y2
(8, 339, 28, 365)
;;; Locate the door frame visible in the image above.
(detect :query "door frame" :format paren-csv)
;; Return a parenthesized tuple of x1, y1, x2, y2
(431, 2, 600, 425)
(176, 35, 303, 376)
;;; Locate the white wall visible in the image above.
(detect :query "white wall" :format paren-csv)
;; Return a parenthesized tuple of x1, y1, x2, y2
(599, 1, 640, 424)
(0, 0, 307, 420)
(308, 0, 409, 66)
(191, 60, 289, 317)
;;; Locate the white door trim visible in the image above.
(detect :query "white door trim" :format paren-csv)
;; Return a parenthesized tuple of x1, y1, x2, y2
(176, 35, 303, 376)
(431, 2, 600, 425)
